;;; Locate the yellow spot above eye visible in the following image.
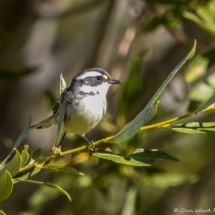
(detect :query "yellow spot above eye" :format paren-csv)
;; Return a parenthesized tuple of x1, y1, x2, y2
(103, 75, 108, 80)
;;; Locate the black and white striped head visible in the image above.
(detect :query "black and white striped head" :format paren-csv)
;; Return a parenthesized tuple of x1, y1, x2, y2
(70, 68, 122, 96)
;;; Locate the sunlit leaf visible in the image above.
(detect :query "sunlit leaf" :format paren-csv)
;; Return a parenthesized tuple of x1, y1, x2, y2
(38, 164, 84, 175)
(93, 148, 179, 166)
(26, 175, 74, 211)
(197, 6, 215, 25)
(197, 95, 215, 112)
(172, 122, 215, 134)
(13, 167, 42, 183)
(21, 145, 29, 167)
(185, 55, 209, 82)
(148, 173, 198, 188)
(14, 157, 50, 182)
(0, 210, 6, 215)
(0, 171, 13, 202)
(13, 179, 71, 201)
(146, 40, 196, 107)
(207, 72, 215, 89)
(109, 103, 158, 144)
(183, 11, 215, 36)
(121, 187, 137, 215)
(0, 149, 22, 177)
(188, 82, 214, 112)
(54, 74, 67, 148)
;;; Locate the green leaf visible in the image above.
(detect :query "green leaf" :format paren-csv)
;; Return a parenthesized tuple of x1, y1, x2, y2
(31, 148, 42, 161)
(183, 11, 215, 36)
(39, 165, 84, 175)
(12, 114, 32, 155)
(0, 210, 6, 215)
(197, 6, 215, 25)
(93, 148, 179, 166)
(188, 82, 214, 112)
(146, 40, 196, 107)
(0, 115, 31, 166)
(0, 149, 22, 177)
(54, 74, 67, 147)
(13, 179, 71, 201)
(13, 157, 50, 182)
(148, 173, 198, 188)
(121, 187, 137, 215)
(197, 95, 215, 112)
(109, 103, 158, 144)
(0, 171, 13, 202)
(185, 55, 209, 82)
(0, 67, 34, 79)
(172, 122, 215, 134)
(21, 145, 29, 167)
(13, 166, 42, 182)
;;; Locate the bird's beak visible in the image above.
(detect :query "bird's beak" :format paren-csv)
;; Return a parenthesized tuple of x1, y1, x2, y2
(108, 79, 123, 84)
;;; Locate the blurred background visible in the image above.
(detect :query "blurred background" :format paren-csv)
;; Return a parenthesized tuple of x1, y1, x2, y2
(1, 0, 215, 214)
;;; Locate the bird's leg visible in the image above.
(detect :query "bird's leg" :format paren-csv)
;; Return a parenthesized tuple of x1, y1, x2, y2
(53, 132, 66, 158)
(82, 134, 97, 154)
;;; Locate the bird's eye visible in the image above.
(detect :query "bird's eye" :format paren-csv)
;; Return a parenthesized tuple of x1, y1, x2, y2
(97, 76, 102, 80)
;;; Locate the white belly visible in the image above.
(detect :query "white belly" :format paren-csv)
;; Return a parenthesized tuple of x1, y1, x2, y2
(63, 95, 106, 135)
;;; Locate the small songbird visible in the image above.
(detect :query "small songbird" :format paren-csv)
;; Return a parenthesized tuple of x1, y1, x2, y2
(31, 68, 122, 154)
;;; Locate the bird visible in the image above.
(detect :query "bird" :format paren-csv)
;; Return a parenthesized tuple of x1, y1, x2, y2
(30, 68, 122, 155)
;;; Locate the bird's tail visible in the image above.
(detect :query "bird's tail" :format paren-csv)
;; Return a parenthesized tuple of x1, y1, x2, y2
(30, 116, 54, 129)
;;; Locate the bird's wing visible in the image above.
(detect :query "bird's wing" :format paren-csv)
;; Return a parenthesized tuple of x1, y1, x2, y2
(53, 100, 60, 115)
(52, 89, 72, 115)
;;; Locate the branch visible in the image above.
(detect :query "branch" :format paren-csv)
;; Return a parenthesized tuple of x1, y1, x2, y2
(17, 103, 215, 177)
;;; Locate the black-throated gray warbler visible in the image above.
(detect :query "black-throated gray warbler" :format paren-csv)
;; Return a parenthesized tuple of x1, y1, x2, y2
(31, 68, 122, 154)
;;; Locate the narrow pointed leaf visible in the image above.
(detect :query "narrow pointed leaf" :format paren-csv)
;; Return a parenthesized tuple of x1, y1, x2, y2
(13, 166, 42, 183)
(13, 179, 71, 201)
(0, 149, 22, 177)
(54, 74, 67, 147)
(109, 103, 158, 144)
(146, 40, 196, 107)
(10, 114, 31, 156)
(14, 157, 50, 182)
(172, 122, 215, 134)
(185, 55, 209, 82)
(197, 95, 215, 112)
(0, 171, 13, 202)
(31, 148, 42, 161)
(121, 187, 137, 215)
(0, 67, 34, 79)
(0, 115, 31, 166)
(93, 148, 179, 166)
(21, 145, 29, 167)
(38, 165, 84, 175)
(183, 12, 215, 36)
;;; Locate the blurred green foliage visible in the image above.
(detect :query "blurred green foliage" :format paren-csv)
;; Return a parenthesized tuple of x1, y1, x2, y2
(1, 0, 215, 214)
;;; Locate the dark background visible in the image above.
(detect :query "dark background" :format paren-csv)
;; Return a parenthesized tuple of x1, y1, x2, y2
(1, 0, 215, 214)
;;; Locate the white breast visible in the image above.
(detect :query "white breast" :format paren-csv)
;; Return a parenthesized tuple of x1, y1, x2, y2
(63, 93, 107, 135)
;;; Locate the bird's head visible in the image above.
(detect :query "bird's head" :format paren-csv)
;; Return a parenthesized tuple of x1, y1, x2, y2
(71, 68, 122, 96)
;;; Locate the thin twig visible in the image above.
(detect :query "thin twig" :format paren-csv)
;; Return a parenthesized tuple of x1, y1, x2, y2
(17, 105, 215, 176)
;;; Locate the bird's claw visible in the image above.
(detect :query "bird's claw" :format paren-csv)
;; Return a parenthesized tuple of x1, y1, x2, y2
(88, 141, 97, 155)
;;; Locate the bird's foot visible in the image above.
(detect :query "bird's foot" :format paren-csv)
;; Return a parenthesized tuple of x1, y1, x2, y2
(53, 146, 62, 158)
(88, 141, 97, 155)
